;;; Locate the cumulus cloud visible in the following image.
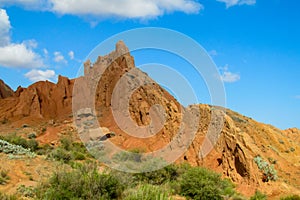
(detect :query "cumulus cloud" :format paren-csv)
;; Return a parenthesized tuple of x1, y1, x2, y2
(24, 69, 56, 82)
(50, 0, 202, 19)
(53, 51, 67, 64)
(0, 43, 43, 68)
(0, 9, 44, 68)
(217, 0, 256, 8)
(1, 0, 202, 19)
(68, 51, 74, 60)
(0, 9, 10, 46)
(219, 65, 240, 83)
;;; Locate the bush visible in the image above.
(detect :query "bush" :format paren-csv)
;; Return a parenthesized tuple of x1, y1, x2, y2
(179, 167, 236, 200)
(280, 195, 300, 200)
(254, 156, 278, 182)
(0, 192, 17, 200)
(250, 190, 267, 200)
(17, 185, 35, 198)
(133, 164, 180, 185)
(0, 139, 36, 158)
(36, 163, 123, 200)
(123, 184, 172, 200)
(0, 169, 9, 185)
(36, 143, 53, 155)
(27, 133, 36, 139)
(48, 147, 72, 163)
(47, 138, 89, 163)
(0, 134, 39, 152)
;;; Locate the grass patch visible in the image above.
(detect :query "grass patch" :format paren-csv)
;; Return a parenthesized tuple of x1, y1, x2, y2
(0, 169, 9, 185)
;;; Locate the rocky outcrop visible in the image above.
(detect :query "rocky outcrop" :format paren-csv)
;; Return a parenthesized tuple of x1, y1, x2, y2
(0, 79, 14, 99)
(0, 75, 74, 120)
(74, 41, 183, 152)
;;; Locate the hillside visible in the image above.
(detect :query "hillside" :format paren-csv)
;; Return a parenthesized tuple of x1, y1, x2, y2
(0, 41, 299, 199)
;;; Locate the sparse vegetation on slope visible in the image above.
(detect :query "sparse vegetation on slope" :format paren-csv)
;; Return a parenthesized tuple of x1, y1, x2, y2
(254, 156, 278, 182)
(0, 139, 36, 158)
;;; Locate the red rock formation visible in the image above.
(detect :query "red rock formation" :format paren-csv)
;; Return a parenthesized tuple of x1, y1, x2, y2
(0, 79, 14, 99)
(0, 75, 74, 121)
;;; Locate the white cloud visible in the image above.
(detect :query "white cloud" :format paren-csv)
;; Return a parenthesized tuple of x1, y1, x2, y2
(0, 0, 202, 20)
(24, 69, 56, 82)
(23, 39, 38, 49)
(295, 95, 300, 99)
(0, 43, 43, 68)
(49, 0, 202, 19)
(68, 51, 74, 60)
(217, 0, 256, 8)
(53, 51, 67, 64)
(208, 50, 218, 57)
(0, 9, 10, 46)
(0, 9, 44, 68)
(0, 0, 50, 10)
(43, 48, 48, 56)
(219, 65, 240, 83)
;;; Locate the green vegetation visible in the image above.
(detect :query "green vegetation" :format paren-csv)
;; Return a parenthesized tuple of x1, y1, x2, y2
(0, 157, 239, 200)
(254, 156, 278, 182)
(0, 139, 36, 158)
(179, 167, 236, 200)
(36, 163, 123, 200)
(0, 169, 9, 185)
(0, 192, 17, 200)
(123, 184, 171, 200)
(280, 195, 300, 200)
(249, 191, 267, 200)
(0, 133, 38, 152)
(16, 185, 35, 198)
(133, 164, 180, 185)
(47, 137, 89, 163)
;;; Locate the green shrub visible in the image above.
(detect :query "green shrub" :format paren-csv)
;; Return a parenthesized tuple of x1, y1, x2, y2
(123, 184, 172, 200)
(17, 185, 35, 198)
(280, 195, 300, 200)
(72, 151, 86, 160)
(179, 167, 236, 200)
(133, 164, 180, 185)
(0, 134, 39, 152)
(48, 147, 72, 163)
(0, 192, 17, 200)
(0, 139, 36, 158)
(36, 163, 123, 200)
(36, 143, 53, 155)
(27, 133, 36, 139)
(0, 169, 9, 185)
(60, 137, 72, 151)
(47, 138, 89, 163)
(250, 190, 267, 200)
(254, 156, 278, 182)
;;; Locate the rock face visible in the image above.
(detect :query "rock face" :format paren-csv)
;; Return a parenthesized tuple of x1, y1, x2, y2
(77, 40, 182, 152)
(0, 75, 74, 120)
(0, 79, 14, 99)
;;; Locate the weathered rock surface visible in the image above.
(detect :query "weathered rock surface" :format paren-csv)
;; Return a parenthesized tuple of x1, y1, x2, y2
(0, 79, 14, 99)
(0, 75, 74, 120)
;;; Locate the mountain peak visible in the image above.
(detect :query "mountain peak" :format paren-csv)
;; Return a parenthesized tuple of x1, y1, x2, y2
(116, 40, 129, 55)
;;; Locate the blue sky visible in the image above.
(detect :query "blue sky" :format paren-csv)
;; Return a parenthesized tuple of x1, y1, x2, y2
(0, 0, 299, 129)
